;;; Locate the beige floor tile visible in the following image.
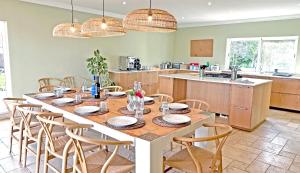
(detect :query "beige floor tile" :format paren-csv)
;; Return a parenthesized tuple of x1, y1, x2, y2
(223, 146, 258, 164)
(227, 160, 249, 170)
(266, 166, 296, 173)
(6, 167, 31, 173)
(230, 143, 262, 155)
(246, 160, 270, 173)
(252, 140, 284, 154)
(223, 166, 248, 173)
(271, 136, 288, 146)
(256, 152, 293, 169)
(289, 155, 300, 172)
(0, 156, 23, 172)
(283, 140, 300, 154)
(223, 156, 233, 169)
(279, 150, 296, 159)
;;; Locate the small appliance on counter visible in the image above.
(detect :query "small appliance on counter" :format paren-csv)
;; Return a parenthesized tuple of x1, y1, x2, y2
(160, 62, 172, 69)
(272, 69, 292, 77)
(172, 62, 184, 69)
(210, 64, 220, 71)
(189, 63, 199, 71)
(119, 56, 141, 71)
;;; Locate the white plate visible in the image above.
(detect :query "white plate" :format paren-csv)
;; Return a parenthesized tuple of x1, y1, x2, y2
(144, 97, 154, 102)
(62, 87, 72, 92)
(168, 103, 189, 110)
(107, 116, 138, 127)
(36, 93, 55, 98)
(74, 106, 100, 115)
(52, 98, 75, 105)
(162, 114, 191, 124)
(108, 92, 126, 96)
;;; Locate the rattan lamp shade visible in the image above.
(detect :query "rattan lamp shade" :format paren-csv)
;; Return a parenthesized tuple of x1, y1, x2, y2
(53, 23, 90, 38)
(123, 9, 177, 32)
(81, 16, 126, 37)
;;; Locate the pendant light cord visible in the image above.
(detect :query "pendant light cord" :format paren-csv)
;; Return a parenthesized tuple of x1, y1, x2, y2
(149, 0, 152, 9)
(71, 0, 74, 24)
(102, 0, 105, 17)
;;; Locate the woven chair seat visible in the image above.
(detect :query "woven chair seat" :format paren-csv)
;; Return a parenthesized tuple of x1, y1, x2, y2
(75, 150, 134, 173)
(165, 146, 216, 173)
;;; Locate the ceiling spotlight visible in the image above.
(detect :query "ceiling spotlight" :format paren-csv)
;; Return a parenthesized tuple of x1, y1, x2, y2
(208, 1, 212, 6)
(181, 17, 185, 20)
(122, 1, 127, 5)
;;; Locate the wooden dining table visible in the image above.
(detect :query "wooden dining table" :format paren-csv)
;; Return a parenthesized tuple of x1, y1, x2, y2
(23, 91, 214, 173)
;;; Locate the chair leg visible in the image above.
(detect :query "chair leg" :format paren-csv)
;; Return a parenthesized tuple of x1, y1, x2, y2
(18, 125, 24, 162)
(9, 126, 13, 153)
(43, 149, 49, 173)
(23, 136, 28, 167)
(162, 156, 166, 173)
(62, 153, 68, 173)
(34, 136, 43, 173)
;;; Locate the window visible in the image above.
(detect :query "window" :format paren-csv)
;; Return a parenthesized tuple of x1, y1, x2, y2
(225, 36, 298, 73)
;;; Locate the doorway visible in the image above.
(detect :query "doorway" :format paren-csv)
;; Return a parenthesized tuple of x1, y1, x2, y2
(0, 21, 12, 116)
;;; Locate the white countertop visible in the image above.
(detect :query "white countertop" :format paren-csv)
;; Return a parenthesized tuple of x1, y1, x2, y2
(159, 73, 272, 86)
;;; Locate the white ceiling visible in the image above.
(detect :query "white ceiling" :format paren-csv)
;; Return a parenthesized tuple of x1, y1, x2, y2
(21, 0, 300, 27)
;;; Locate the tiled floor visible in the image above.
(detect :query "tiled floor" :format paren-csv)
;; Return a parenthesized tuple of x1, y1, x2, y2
(0, 109, 299, 172)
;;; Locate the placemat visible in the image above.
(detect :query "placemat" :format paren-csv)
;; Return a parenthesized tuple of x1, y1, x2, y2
(51, 100, 83, 107)
(108, 94, 127, 99)
(118, 107, 151, 115)
(144, 100, 155, 105)
(159, 108, 191, 114)
(74, 110, 109, 116)
(83, 96, 108, 102)
(152, 116, 191, 128)
(63, 90, 77, 94)
(105, 119, 145, 130)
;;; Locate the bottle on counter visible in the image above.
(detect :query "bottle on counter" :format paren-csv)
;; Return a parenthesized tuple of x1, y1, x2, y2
(94, 76, 101, 99)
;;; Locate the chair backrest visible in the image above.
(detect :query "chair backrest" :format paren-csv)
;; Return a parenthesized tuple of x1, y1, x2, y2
(3, 97, 26, 126)
(177, 99, 209, 112)
(36, 113, 76, 154)
(38, 78, 65, 88)
(124, 89, 146, 96)
(64, 76, 76, 88)
(102, 86, 123, 92)
(173, 123, 232, 173)
(16, 104, 43, 138)
(38, 85, 58, 92)
(149, 93, 174, 103)
(66, 126, 132, 173)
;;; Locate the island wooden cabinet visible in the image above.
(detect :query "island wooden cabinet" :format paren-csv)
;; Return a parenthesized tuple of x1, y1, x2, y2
(244, 75, 300, 111)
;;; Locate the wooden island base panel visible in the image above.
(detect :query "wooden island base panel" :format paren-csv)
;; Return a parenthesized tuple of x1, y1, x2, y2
(159, 73, 272, 131)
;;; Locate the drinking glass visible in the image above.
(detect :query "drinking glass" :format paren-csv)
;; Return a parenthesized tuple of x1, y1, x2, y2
(161, 102, 170, 116)
(103, 89, 110, 96)
(75, 93, 82, 103)
(127, 95, 135, 111)
(54, 88, 63, 97)
(135, 97, 144, 120)
(81, 80, 87, 93)
(100, 101, 108, 112)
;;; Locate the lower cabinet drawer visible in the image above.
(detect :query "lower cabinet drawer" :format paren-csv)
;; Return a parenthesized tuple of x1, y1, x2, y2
(229, 106, 251, 129)
(270, 93, 300, 110)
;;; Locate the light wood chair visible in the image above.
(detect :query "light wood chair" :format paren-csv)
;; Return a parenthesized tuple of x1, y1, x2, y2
(178, 99, 209, 112)
(149, 93, 174, 103)
(2, 98, 40, 162)
(16, 104, 65, 173)
(124, 89, 146, 96)
(66, 125, 135, 173)
(38, 78, 65, 91)
(163, 123, 233, 173)
(36, 113, 97, 173)
(102, 86, 123, 92)
(64, 76, 76, 88)
(38, 85, 58, 92)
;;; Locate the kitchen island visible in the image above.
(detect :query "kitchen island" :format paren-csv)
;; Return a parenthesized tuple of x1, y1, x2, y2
(159, 73, 273, 131)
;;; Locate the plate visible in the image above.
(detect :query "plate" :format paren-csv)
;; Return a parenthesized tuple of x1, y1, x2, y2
(62, 87, 72, 92)
(168, 103, 189, 110)
(144, 97, 154, 102)
(162, 114, 191, 124)
(107, 116, 138, 127)
(74, 106, 100, 115)
(36, 93, 55, 98)
(108, 92, 126, 96)
(52, 98, 75, 105)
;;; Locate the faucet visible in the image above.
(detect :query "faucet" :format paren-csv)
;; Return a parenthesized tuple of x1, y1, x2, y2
(230, 65, 239, 80)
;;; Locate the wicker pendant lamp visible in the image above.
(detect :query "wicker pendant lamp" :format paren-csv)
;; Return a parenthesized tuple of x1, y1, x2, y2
(81, 0, 126, 37)
(123, 0, 177, 32)
(53, 0, 89, 38)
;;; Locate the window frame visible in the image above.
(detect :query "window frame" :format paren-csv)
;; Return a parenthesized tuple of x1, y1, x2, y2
(225, 36, 298, 73)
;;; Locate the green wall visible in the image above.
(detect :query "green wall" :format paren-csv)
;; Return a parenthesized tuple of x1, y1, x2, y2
(0, 0, 175, 96)
(173, 19, 300, 73)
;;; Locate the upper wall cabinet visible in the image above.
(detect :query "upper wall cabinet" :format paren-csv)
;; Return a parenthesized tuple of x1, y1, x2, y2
(190, 39, 213, 57)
